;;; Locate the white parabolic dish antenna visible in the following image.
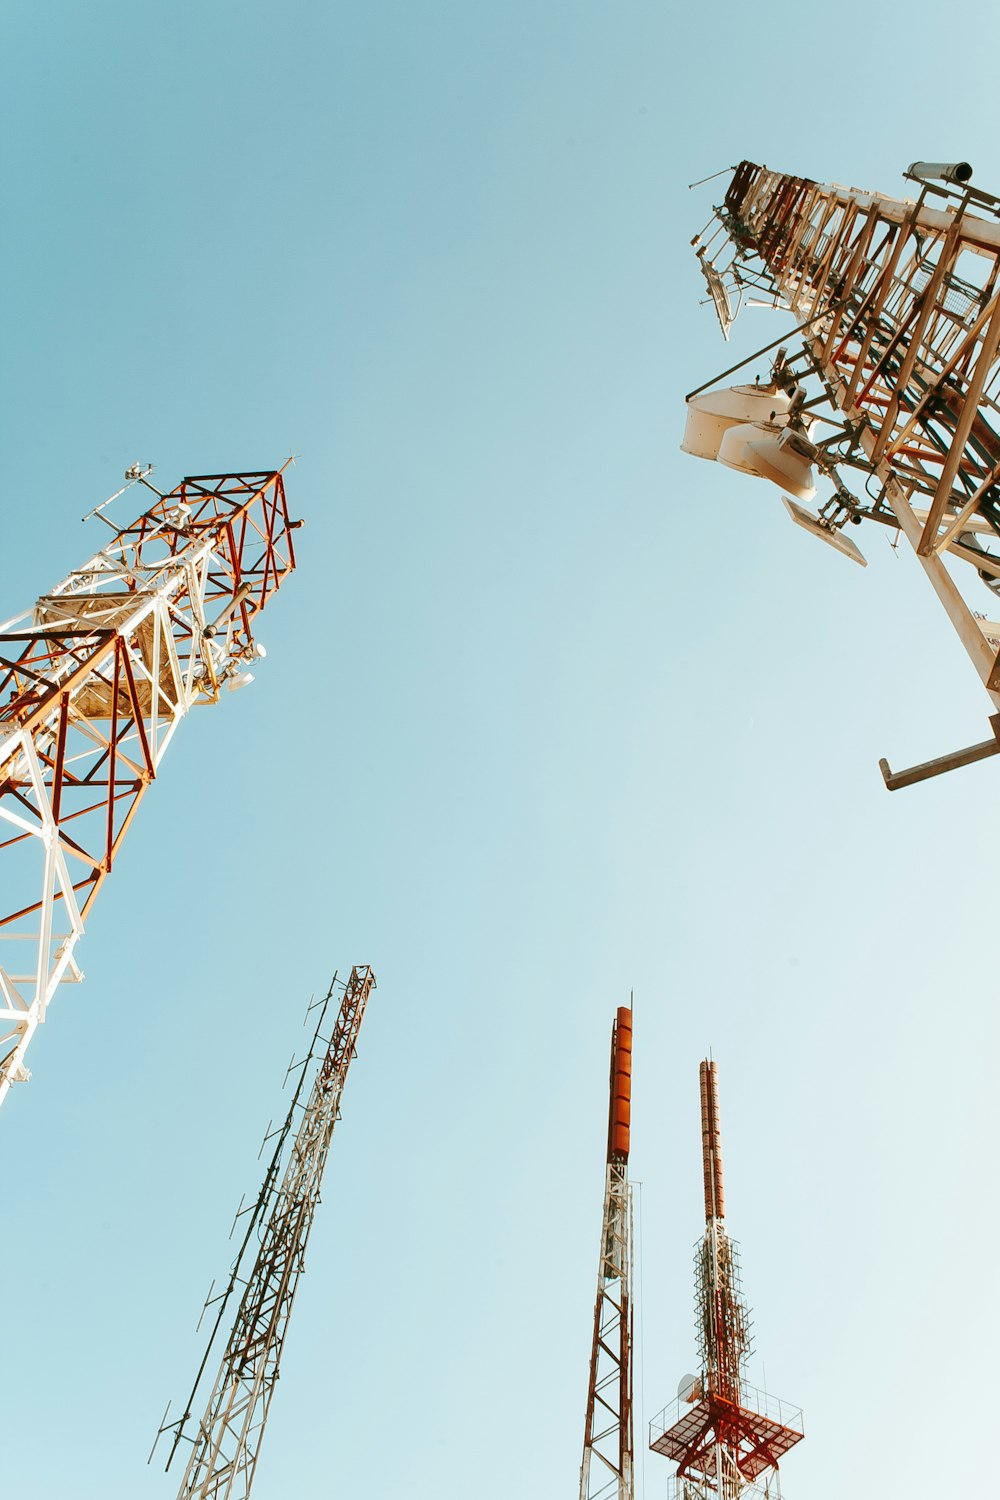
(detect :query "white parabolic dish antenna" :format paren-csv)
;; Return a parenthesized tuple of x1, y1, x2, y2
(677, 1373, 700, 1403)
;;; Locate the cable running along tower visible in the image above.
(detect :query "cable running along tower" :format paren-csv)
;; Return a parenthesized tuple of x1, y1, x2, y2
(0, 468, 298, 1103)
(580, 1005, 634, 1500)
(686, 158, 1000, 788)
(158, 964, 376, 1500)
(649, 1061, 802, 1500)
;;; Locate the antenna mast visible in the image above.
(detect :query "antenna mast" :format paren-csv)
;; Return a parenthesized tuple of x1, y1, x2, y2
(580, 1005, 634, 1500)
(159, 964, 376, 1500)
(686, 158, 1000, 787)
(649, 1061, 803, 1500)
(0, 469, 299, 1104)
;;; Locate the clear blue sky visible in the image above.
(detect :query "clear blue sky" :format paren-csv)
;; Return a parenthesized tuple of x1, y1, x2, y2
(3, 3, 999, 1497)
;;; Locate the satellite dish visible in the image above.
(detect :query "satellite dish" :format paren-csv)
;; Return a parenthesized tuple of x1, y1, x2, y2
(677, 1373, 701, 1403)
(782, 497, 867, 566)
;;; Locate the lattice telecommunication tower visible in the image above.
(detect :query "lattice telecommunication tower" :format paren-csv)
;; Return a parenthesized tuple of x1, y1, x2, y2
(0, 467, 298, 1104)
(648, 1061, 803, 1500)
(154, 963, 376, 1500)
(686, 158, 1000, 788)
(579, 1005, 634, 1500)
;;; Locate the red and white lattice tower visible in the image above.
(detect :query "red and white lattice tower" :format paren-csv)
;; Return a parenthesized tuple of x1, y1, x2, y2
(0, 467, 298, 1104)
(580, 1005, 634, 1500)
(648, 1061, 803, 1500)
(685, 158, 1000, 788)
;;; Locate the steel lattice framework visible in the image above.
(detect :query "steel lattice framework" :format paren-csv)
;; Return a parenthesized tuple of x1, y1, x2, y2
(0, 469, 297, 1104)
(649, 1062, 802, 1500)
(580, 1006, 634, 1500)
(691, 159, 1000, 787)
(161, 964, 376, 1500)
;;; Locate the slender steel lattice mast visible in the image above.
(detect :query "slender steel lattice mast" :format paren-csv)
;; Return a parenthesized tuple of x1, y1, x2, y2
(0, 467, 299, 1103)
(686, 158, 1000, 788)
(580, 1005, 634, 1500)
(158, 964, 376, 1499)
(648, 1062, 802, 1500)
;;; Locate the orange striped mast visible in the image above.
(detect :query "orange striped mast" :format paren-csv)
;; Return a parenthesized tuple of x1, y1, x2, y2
(580, 1006, 634, 1500)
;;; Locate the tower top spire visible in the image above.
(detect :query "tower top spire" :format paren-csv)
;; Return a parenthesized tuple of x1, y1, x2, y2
(699, 1059, 725, 1222)
(608, 1007, 632, 1165)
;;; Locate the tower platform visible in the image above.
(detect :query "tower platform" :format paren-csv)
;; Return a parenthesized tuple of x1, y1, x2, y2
(649, 1383, 803, 1483)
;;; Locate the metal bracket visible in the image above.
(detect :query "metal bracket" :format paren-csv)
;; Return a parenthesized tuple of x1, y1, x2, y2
(879, 714, 1000, 790)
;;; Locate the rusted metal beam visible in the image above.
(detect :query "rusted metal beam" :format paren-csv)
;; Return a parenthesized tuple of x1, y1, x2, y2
(879, 716, 1000, 789)
(918, 295, 1000, 553)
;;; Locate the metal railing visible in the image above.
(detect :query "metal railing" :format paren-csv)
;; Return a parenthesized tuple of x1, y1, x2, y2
(649, 1381, 804, 1449)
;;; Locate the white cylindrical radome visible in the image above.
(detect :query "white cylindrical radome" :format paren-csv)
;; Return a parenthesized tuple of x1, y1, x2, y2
(681, 384, 791, 461)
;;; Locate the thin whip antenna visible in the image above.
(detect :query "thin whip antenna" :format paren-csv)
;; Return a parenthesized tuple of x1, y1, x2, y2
(688, 165, 737, 190)
(81, 463, 154, 523)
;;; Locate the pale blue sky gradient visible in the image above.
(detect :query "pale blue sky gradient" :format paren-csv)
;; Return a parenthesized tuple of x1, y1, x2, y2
(3, 3, 1000, 1498)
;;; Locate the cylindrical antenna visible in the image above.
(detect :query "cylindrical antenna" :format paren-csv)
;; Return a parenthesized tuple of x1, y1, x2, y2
(608, 1006, 632, 1162)
(699, 1059, 725, 1221)
(906, 159, 973, 185)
